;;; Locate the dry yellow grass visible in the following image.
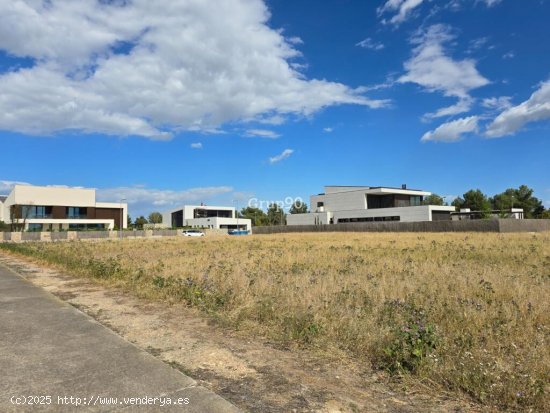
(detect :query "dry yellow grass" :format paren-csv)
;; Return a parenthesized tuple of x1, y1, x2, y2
(2, 232, 549, 411)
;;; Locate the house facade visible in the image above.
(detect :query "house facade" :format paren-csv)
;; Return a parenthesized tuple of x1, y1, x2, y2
(0, 185, 127, 231)
(162, 205, 251, 231)
(287, 185, 456, 225)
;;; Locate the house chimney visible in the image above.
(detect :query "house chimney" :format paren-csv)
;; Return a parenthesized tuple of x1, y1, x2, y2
(401, 184, 407, 189)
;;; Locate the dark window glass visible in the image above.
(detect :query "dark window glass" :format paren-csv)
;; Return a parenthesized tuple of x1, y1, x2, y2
(21, 205, 52, 218)
(67, 207, 87, 219)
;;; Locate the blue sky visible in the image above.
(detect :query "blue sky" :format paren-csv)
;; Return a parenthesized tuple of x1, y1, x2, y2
(0, 0, 549, 216)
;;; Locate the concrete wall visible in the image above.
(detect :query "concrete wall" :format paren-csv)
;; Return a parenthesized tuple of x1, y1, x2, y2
(311, 191, 367, 213)
(286, 212, 331, 225)
(11, 185, 96, 207)
(0, 229, 179, 242)
(289, 205, 455, 225)
(152, 229, 178, 237)
(253, 219, 550, 234)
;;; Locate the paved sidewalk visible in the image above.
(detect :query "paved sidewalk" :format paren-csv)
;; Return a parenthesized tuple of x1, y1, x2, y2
(0, 264, 241, 413)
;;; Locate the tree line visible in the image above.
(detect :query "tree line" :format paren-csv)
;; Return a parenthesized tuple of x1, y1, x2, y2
(422, 185, 548, 219)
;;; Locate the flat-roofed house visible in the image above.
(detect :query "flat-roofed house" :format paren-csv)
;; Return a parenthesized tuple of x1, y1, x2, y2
(162, 205, 251, 231)
(287, 185, 456, 225)
(0, 184, 127, 231)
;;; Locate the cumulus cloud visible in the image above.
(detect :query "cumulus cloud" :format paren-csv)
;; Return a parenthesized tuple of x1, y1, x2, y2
(323, 127, 333, 133)
(423, 97, 474, 120)
(378, 0, 426, 25)
(421, 116, 479, 142)
(244, 129, 280, 139)
(356, 38, 384, 50)
(190, 142, 202, 149)
(269, 148, 294, 164)
(481, 96, 512, 111)
(485, 80, 550, 138)
(399, 25, 489, 118)
(0, 0, 384, 140)
(502, 51, 515, 59)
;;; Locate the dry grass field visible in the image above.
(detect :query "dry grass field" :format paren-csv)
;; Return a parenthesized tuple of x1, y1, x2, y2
(1, 232, 548, 411)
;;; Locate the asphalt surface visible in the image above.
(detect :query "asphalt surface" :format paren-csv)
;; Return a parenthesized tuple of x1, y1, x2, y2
(0, 263, 241, 412)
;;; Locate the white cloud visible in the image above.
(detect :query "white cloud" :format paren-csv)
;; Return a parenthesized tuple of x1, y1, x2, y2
(421, 116, 479, 142)
(0, 1, 385, 140)
(378, 0, 426, 25)
(399, 25, 489, 117)
(190, 142, 202, 149)
(485, 80, 550, 138)
(502, 51, 515, 59)
(287, 36, 304, 45)
(479, 0, 503, 7)
(0, 180, 31, 194)
(469, 36, 489, 51)
(356, 38, 384, 51)
(269, 148, 294, 164)
(96, 185, 235, 216)
(400, 25, 489, 98)
(481, 96, 512, 111)
(323, 127, 333, 133)
(423, 97, 473, 120)
(244, 129, 280, 139)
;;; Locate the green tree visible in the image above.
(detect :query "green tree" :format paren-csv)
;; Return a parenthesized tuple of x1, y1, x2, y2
(134, 216, 148, 229)
(148, 211, 163, 224)
(0, 221, 7, 232)
(541, 209, 550, 219)
(240, 206, 268, 226)
(491, 185, 544, 218)
(127, 215, 133, 229)
(451, 197, 464, 210)
(289, 199, 308, 214)
(463, 189, 491, 213)
(422, 194, 445, 206)
(267, 203, 285, 225)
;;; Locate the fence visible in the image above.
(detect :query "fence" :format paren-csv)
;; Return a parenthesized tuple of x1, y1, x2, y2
(1, 229, 179, 243)
(252, 219, 550, 234)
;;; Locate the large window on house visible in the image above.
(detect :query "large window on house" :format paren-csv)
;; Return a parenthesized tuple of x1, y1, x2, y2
(21, 205, 52, 218)
(67, 207, 87, 219)
(193, 208, 232, 218)
(410, 196, 422, 206)
(366, 195, 394, 209)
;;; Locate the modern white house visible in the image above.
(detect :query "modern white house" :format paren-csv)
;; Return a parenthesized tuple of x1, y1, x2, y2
(286, 185, 456, 225)
(0, 184, 127, 231)
(162, 205, 251, 231)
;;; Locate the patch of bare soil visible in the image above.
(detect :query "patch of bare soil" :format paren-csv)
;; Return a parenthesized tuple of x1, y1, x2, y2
(0, 253, 483, 413)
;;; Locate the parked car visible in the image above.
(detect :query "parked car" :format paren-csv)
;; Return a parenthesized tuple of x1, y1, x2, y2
(182, 229, 205, 237)
(228, 229, 249, 236)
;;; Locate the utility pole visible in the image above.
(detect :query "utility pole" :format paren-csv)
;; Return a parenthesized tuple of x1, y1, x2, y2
(120, 198, 126, 239)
